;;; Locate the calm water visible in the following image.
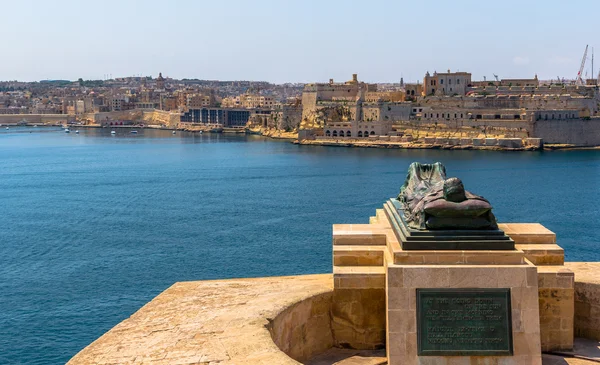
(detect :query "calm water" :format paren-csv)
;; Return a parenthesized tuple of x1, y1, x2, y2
(1, 127, 599, 364)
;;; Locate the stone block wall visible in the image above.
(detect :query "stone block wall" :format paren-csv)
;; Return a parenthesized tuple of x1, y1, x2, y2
(537, 267, 574, 351)
(386, 265, 542, 365)
(565, 262, 600, 341)
(532, 118, 600, 146)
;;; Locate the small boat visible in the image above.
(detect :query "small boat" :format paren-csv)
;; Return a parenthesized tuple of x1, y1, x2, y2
(6, 127, 9, 130)
(130, 130, 138, 134)
(34, 125, 38, 127)
(111, 130, 116, 135)
(65, 128, 70, 133)
(199, 130, 203, 134)
(172, 131, 176, 135)
(75, 130, 80, 134)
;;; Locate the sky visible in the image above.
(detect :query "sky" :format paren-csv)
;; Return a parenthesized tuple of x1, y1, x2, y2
(2, 0, 599, 83)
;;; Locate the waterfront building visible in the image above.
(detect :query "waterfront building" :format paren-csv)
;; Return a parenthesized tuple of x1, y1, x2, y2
(301, 74, 411, 137)
(422, 70, 471, 96)
(180, 107, 261, 127)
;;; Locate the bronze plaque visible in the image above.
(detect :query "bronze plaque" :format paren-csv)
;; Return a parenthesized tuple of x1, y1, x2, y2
(417, 288, 513, 356)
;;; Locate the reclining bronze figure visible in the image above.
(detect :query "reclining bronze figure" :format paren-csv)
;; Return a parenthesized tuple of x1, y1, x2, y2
(397, 162, 498, 230)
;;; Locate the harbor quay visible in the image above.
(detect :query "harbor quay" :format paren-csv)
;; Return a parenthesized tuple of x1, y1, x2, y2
(68, 163, 600, 365)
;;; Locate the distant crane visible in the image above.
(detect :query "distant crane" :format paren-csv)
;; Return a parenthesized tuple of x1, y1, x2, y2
(493, 74, 500, 82)
(576, 45, 588, 86)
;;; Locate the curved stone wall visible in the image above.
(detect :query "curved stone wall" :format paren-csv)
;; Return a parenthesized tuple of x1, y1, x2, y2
(566, 263, 600, 341)
(268, 291, 334, 363)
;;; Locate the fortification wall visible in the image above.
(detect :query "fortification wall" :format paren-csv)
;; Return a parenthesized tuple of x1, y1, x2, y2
(419, 95, 597, 114)
(531, 118, 600, 146)
(0, 114, 71, 124)
(82, 109, 180, 128)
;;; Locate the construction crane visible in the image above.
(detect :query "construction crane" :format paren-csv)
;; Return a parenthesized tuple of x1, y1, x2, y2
(493, 74, 499, 82)
(576, 45, 588, 86)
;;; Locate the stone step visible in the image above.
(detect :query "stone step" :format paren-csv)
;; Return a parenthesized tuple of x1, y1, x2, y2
(516, 243, 564, 265)
(333, 245, 385, 266)
(333, 266, 386, 289)
(306, 348, 387, 365)
(375, 209, 389, 227)
(499, 223, 556, 244)
(333, 224, 387, 246)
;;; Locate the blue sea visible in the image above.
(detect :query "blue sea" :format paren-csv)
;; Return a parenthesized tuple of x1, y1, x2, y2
(1, 126, 599, 364)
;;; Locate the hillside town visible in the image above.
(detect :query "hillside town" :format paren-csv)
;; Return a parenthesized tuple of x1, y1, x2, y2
(1, 67, 600, 148)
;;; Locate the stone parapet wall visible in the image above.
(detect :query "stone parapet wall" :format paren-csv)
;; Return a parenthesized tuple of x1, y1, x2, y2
(565, 262, 600, 341)
(269, 291, 334, 362)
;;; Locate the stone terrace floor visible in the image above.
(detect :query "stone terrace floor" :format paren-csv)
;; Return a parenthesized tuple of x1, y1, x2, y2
(67, 272, 600, 365)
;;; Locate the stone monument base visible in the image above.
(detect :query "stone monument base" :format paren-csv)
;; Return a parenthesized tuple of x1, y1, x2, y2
(333, 206, 574, 365)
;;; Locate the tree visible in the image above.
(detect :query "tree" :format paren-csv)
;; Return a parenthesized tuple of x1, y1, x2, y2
(78, 78, 84, 86)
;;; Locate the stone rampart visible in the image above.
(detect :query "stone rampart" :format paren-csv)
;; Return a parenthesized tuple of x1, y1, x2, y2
(531, 118, 600, 146)
(82, 109, 180, 128)
(0, 114, 71, 124)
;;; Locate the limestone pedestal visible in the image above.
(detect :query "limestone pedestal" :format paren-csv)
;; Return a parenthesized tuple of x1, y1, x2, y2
(386, 256, 542, 364)
(332, 207, 574, 365)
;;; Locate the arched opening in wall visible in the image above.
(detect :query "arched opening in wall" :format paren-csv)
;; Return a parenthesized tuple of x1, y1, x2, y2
(325, 130, 331, 137)
(358, 131, 363, 137)
(346, 131, 351, 137)
(370, 131, 375, 135)
(545, 115, 548, 120)
(332, 130, 338, 137)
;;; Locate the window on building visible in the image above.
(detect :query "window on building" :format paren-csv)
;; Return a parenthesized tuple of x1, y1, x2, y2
(440, 79, 444, 84)
(449, 79, 452, 84)
(457, 79, 460, 84)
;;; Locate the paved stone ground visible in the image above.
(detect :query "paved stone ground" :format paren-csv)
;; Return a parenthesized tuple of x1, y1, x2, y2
(67, 274, 332, 365)
(67, 272, 600, 365)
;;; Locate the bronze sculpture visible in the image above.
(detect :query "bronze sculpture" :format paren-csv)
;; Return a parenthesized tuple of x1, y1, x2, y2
(397, 162, 498, 230)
